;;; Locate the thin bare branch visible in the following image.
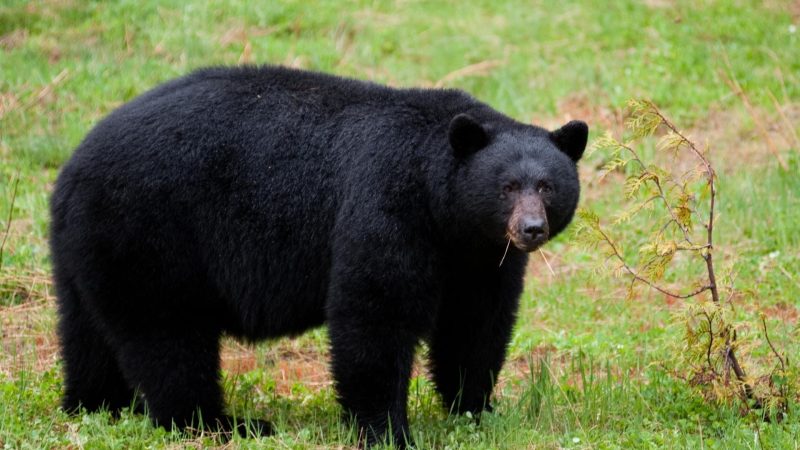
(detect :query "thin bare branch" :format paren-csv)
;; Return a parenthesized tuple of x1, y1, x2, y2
(23, 68, 69, 111)
(702, 310, 716, 374)
(617, 140, 695, 245)
(642, 100, 721, 303)
(717, 54, 788, 170)
(434, 59, 505, 88)
(0, 172, 21, 271)
(595, 226, 711, 299)
(766, 88, 800, 150)
(761, 315, 786, 373)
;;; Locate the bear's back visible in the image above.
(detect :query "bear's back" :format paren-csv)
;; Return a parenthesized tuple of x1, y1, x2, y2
(64, 65, 479, 183)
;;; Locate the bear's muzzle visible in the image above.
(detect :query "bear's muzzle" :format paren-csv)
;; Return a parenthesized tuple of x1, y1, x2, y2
(508, 193, 549, 252)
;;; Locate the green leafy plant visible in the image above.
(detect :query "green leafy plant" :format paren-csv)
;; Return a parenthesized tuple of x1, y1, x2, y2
(576, 99, 795, 417)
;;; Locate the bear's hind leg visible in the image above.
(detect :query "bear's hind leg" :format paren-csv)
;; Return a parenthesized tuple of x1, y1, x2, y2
(57, 282, 135, 414)
(111, 327, 271, 438)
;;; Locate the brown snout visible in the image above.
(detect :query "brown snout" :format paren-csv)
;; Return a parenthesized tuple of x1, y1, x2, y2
(508, 194, 549, 252)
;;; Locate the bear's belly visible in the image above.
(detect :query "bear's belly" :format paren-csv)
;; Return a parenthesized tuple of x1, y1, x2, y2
(213, 239, 333, 340)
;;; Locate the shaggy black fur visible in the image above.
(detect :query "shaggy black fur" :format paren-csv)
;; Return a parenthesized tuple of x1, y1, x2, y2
(50, 65, 587, 448)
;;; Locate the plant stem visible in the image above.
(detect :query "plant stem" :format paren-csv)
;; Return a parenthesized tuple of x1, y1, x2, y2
(0, 172, 20, 271)
(761, 315, 786, 373)
(647, 101, 752, 397)
(595, 227, 711, 299)
(617, 141, 694, 245)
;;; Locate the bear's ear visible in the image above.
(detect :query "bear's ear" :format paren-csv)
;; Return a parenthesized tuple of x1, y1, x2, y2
(549, 120, 588, 162)
(449, 113, 489, 157)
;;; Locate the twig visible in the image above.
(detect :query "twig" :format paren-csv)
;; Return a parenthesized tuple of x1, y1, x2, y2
(617, 141, 695, 245)
(725, 342, 748, 389)
(596, 226, 711, 299)
(616, 195, 660, 224)
(777, 264, 800, 290)
(0, 172, 20, 271)
(761, 315, 786, 373)
(766, 88, 800, 151)
(435, 59, 505, 88)
(702, 311, 716, 373)
(23, 68, 69, 110)
(655, 218, 678, 241)
(718, 54, 788, 170)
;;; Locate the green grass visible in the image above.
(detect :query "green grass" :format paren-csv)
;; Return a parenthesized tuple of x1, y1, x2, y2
(1, 0, 799, 448)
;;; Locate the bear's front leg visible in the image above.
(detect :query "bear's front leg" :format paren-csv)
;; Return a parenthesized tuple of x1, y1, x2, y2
(327, 222, 440, 448)
(328, 316, 417, 447)
(428, 255, 526, 415)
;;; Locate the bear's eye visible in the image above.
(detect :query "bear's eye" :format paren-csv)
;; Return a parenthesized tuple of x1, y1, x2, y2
(537, 181, 553, 194)
(502, 181, 520, 194)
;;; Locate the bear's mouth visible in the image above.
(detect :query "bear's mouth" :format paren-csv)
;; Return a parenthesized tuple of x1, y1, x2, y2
(508, 232, 549, 253)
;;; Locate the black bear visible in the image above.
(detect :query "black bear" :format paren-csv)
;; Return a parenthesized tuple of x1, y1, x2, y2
(50, 65, 586, 447)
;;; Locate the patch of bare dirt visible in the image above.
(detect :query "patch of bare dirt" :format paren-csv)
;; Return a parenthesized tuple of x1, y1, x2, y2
(556, 92, 798, 178)
(764, 0, 800, 21)
(269, 347, 332, 395)
(681, 104, 800, 174)
(221, 339, 332, 395)
(0, 29, 29, 50)
(551, 92, 625, 136)
(0, 91, 21, 121)
(220, 340, 259, 374)
(642, 0, 676, 8)
(762, 302, 799, 325)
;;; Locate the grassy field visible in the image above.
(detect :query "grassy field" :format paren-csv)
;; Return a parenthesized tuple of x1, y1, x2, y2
(1, 0, 799, 448)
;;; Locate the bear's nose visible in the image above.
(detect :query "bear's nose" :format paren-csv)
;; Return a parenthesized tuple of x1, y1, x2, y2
(521, 218, 546, 240)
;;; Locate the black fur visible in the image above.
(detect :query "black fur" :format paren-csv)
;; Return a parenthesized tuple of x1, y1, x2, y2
(50, 65, 586, 447)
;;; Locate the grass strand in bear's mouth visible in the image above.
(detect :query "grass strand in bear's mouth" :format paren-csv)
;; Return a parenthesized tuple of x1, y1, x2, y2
(499, 237, 512, 267)
(539, 249, 556, 276)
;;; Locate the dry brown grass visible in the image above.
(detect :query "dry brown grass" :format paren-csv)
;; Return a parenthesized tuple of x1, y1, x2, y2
(553, 88, 798, 177)
(221, 338, 332, 396)
(0, 274, 58, 378)
(0, 29, 29, 51)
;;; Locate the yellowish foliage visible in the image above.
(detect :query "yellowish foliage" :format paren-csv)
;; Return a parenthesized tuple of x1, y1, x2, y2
(574, 98, 795, 415)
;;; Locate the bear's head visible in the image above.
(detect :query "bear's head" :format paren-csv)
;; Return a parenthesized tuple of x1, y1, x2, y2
(447, 113, 587, 253)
